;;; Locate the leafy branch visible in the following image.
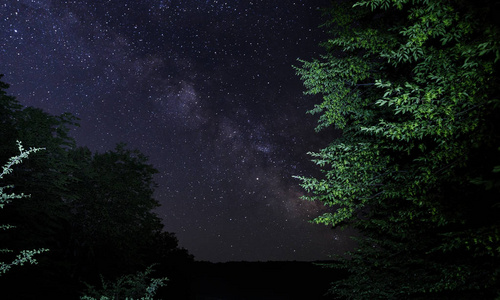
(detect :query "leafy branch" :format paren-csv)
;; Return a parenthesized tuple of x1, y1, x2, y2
(0, 141, 48, 275)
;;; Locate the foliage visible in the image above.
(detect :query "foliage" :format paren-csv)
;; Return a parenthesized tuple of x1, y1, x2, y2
(0, 75, 83, 296)
(0, 141, 48, 275)
(295, 0, 500, 298)
(80, 265, 168, 300)
(67, 144, 166, 277)
(0, 75, 192, 297)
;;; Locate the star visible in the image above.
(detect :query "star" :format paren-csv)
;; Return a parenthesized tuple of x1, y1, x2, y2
(0, 0, 353, 262)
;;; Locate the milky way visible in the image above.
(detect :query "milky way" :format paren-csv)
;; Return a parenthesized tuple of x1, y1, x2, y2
(1, 0, 355, 262)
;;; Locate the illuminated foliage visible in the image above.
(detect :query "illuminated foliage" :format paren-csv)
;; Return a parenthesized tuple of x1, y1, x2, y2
(295, 0, 500, 298)
(0, 141, 48, 275)
(80, 265, 168, 300)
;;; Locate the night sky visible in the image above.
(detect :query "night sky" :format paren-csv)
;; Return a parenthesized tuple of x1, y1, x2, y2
(1, 0, 354, 262)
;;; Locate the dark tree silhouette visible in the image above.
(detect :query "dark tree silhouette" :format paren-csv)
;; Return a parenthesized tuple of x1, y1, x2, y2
(0, 75, 193, 299)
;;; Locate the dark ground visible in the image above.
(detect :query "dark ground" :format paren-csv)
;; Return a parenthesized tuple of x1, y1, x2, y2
(0, 260, 346, 299)
(162, 260, 346, 300)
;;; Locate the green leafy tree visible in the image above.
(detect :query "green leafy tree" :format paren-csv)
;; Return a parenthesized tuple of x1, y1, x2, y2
(295, 0, 500, 298)
(0, 141, 47, 275)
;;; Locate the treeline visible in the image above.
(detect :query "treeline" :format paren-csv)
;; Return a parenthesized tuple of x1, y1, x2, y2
(0, 75, 193, 299)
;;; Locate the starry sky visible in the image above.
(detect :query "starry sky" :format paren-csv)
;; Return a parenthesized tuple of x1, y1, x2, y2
(0, 0, 355, 262)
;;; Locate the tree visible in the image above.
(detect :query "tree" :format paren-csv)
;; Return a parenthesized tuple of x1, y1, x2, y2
(0, 76, 85, 297)
(0, 141, 47, 275)
(0, 75, 192, 297)
(67, 144, 167, 278)
(294, 0, 500, 298)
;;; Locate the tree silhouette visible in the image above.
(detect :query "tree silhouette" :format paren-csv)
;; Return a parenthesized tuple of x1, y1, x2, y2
(0, 75, 193, 298)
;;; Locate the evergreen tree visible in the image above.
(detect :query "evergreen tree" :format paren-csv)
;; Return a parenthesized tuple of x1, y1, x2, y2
(295, 0, 500, 298)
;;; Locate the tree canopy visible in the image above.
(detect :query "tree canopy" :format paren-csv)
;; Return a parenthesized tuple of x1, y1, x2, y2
(0, 75, 193, 298)
(295, 0, 500, 298)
